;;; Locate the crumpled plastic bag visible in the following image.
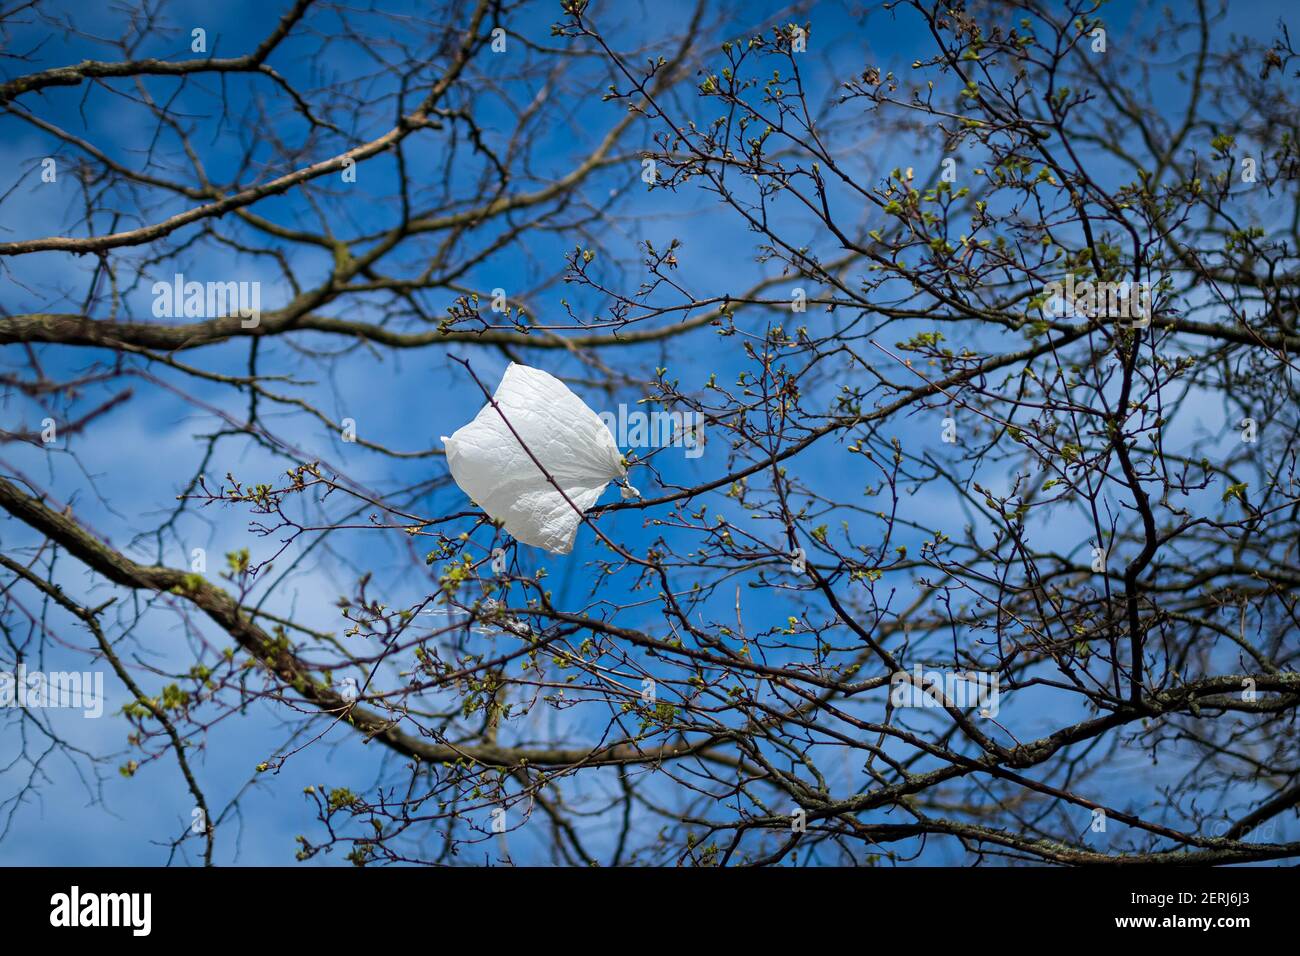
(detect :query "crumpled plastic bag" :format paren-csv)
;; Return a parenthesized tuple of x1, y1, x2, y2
(441, 363, 628, 554)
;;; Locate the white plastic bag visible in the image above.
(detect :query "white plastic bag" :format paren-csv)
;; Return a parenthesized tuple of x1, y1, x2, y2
(441, 363, 627, 554)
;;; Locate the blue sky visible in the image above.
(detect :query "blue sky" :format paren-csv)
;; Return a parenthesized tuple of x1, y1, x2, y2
(1, 0, 1296, 865)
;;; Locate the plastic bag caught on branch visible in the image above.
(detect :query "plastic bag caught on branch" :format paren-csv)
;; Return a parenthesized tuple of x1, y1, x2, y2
(441, 363, 633, 554)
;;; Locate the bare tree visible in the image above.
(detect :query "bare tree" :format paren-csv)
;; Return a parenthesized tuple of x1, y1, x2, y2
(1, 0, 1297, 866)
